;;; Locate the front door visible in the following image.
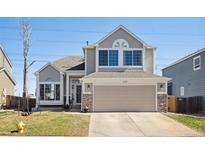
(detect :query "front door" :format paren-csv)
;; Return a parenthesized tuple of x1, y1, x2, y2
(76, 85, 82, 103)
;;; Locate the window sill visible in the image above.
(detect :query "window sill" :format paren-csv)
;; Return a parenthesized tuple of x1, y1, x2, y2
(98, 66, 143, 68)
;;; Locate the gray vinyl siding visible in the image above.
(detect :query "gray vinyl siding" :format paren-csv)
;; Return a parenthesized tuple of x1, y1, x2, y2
(162, 51, 205, 110)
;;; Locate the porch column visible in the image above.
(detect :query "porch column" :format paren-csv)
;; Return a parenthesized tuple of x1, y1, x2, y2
(35, 73, 39, 108)
(66, 73, 69, 105)
(60, 73, 64, 105)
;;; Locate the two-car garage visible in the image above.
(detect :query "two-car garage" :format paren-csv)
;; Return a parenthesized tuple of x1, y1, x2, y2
(93, 85, 157, 112)
(82, 71, 169, 112)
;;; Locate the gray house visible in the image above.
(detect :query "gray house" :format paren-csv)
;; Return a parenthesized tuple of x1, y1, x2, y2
(162, 48, 205, 111)
(35, 25, 169, 112)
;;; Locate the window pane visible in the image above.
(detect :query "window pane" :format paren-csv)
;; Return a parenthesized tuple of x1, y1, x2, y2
(133, 50, 142, 66)
(195, 58, 200, 65)
(45, 84, 51, 100)
(109, 50, 118, 66)
(123, 51, 132, 65)
(55, 84, 60, 100)
(99, 50, 108, 66)
(194, 57, 200, 68)
(50, 84, 55, 100)
(40, 84, 44, 100)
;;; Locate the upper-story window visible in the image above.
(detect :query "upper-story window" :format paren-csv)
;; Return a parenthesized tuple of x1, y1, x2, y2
(99, 50, 118, 66)
(193, 55, 201, 71)
(123, 50, 142, 66)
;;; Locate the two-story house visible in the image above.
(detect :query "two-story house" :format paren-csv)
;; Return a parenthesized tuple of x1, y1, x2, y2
(35, 25, 169, 112)
(162, 48, 205, 111)
(0, 46, 16, 105)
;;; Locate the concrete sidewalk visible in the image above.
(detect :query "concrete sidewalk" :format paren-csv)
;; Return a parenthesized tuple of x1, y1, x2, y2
(89, 112, 204, 137)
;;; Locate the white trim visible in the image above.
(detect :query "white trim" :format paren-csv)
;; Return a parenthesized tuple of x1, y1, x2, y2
(95, 25, 149, 47)
(142, 48, 145, 71)
(34, 62, 62, 75)
(69, 78, 82, 104)
(95, 46, 99, 72)
(165, 81, 167, 94)
(193, 55, 201, 71)
(82, 78, 170, 86)
(0, 46, 13, 68)
(162, 48, 205, 70)
(157, 92, 167, 94)
(153, 48, 156, 74)
(39, 100, 63, 105)
(85, 48, 87, 75)
(112, 39, 129, 48)
(65, 71, 85, 76)
(0, 68, 5, 72)
(60, 73, 64, 104)
(66, 73, 69, 105)
(97, 48, 144, 69)
(39, 81, 60, 84)
(180, 86, 185, 96)
(155, 84, 158, 112)
(92, 84, 94, 112)
(36, 73, 39, 108)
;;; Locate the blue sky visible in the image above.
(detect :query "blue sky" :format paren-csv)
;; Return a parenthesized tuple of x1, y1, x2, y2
(0, 17, 205, 96)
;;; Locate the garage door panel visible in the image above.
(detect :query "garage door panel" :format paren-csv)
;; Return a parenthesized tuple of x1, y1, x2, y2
(94, 85, 156, 112)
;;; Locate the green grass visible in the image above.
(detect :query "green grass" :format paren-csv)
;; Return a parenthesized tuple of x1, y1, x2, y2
(0, 111, 90, 136)
(167, 114, 205, 134)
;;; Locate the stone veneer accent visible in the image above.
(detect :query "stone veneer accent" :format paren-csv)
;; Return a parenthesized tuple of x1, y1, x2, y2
(157, 94, 167, 112)
(82, 94, 93, 112)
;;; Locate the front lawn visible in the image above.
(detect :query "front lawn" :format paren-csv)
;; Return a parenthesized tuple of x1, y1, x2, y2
(167, 113, 205, 134)
(0, 111, 90, 136)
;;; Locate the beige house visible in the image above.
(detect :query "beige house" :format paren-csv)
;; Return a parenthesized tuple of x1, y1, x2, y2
(0, 46, 16, 106)
(35, 25, 169, 112)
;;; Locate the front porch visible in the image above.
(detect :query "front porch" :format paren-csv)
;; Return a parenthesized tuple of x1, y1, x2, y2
(65, 71, 85, 110)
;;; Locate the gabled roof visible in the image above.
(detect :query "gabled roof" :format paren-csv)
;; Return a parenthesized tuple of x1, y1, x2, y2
(35, 56, 85, 74)
(162, 48, 205, 70)
(95, 25, 153, 48)
(0, 45, 13, 68)
(35, 62, 62, 75)
(52, 56, 84, 72)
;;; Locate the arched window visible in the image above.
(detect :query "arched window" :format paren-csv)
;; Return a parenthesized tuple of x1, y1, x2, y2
(112, 39, 129, 48)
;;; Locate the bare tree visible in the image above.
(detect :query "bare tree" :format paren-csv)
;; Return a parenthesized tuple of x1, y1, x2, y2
(20, 18, 31, 112)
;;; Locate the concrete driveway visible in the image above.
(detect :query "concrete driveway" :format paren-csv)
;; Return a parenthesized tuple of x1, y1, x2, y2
(89, 112, 203, 137)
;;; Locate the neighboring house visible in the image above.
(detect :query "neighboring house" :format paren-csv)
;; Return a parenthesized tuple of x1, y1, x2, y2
(35, 25, 169, 112)
(0, 46, 16, 105)
(162, 48, 205, 111)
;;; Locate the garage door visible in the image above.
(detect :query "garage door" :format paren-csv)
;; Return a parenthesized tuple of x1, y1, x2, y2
(94, 85, 156, 112)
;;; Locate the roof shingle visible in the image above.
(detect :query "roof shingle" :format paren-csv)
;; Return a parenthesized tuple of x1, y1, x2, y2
(52, 56, 85, 71)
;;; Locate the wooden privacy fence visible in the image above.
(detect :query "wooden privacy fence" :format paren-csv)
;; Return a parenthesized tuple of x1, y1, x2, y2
(168, 95, 203, 114)
(6, 95, 36, 111)
(168, 96, 177, 112)
(177, 96, 203, 114)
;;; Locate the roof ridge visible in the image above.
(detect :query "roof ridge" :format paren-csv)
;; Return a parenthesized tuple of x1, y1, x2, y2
(162, 47, 205, 70)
